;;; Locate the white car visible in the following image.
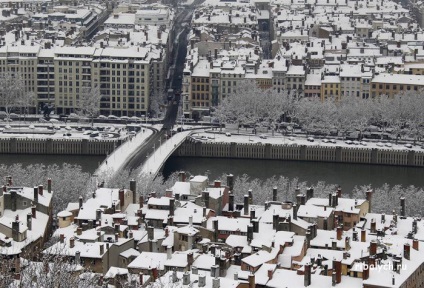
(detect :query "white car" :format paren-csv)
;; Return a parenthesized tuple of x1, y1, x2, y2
(307, 137, 314, 142)
(353, 141, 360, 145)
(360, 141, 367, 146)
(345, 140, 353, 145)
(83, 131, 92, 135)
(405, 144, 413, 148)
(259, 134, 267, 139)
(98, 115, 107, 119)
(288, 137, 295, 141)
(329, 139, 337, 144)
(385, 143, 392, 148)
(225, 132, 231, 137)
(108, 115, 118, 120)
(322, 139, 329, 143)
(376, 142, 383, 147)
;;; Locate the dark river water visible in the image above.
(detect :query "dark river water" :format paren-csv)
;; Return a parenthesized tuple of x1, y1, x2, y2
(1, 154, 422, 193)
(162, 157, 424, 193)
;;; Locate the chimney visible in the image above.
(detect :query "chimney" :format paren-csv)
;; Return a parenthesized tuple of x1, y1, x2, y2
(147, 226, 154, 241)
(212, 277, 220, 288)
(167, 246, 172, 260)
(333, 259, 341, 284)
(38, 185, 43, 196)
(362, 261, 369, 280)
(203, 191, 210, 208)
(119, 189, 125, 208)
(214, 180, 221, 188)
(77, 227, 82, 235)
(179, 171, 186, 182)
(100, 243, 104, 255)
(248, 273, 255, 288)
(229, 193, 234, 211)
(183, 271, 190, 285)
(47, 178, 52, 193)
(33, 187, 38, 203)
(60, 234, 64, 243)
(413, 239, 419, 251)
(267, 268, 273, 280)
(213, 220, 219, 242)
(304, 263, 311, 286)
(70, 237, 75, 248)
(370, 240, 377, 255)
(78, 196, 83, 209)
(187, 252, 194, 268)
(345, 236, 350, 251)
(170, 198, 175, 216)
(75, 251, 80, 265)
(400, 197, 406, 217)
(361, 229, 366, 242)
(328, 192, 332, 207)
(31, 206, 36, 218)
(129, 230, 133, 239)
(370, 218, 376, 233)
(306, 188, 314, 201)
(272, 187, 277, 201)
(247, 224, 253, 243)
(250, 210, 256, 221)
(26, 213, 32, 230)
(244, 195, 249, 215)
(130, 179, 136, 204)
(337, 226, 342, 240)
(404, 243, 410, 260)
(336, 187, 341, 198)
(366, 190, 372, 212)
(115, 233, 119, 242)
(293, 204, 298, 220)
(226, 174, 234, 191)
(96, 209, 102, 221)
(248, 189, 253, 204)
(199, 274, 206, 287)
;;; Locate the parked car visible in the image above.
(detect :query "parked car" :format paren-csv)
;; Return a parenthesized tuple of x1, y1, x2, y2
(307, 137, 314, 142)
(226, 132, 231, 137)
(259, 134, 267, 139)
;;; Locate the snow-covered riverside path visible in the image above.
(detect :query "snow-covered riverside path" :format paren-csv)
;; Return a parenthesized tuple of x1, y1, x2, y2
(94, 126, 155, 176)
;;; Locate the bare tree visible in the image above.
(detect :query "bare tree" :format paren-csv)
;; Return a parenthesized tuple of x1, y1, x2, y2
(0, 163, 92, 213)
(0, 72, 25, 123)
(17, 91, 37, 123)
(76, 85, 101, 126)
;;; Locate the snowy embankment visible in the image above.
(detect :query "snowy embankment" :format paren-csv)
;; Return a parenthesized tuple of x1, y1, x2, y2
(95, 127, 154, 176)
(140, 130, 193, 177)
(191, 131, 424, 152)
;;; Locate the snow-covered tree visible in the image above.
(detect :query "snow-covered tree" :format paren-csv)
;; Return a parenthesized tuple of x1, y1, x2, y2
(0, 163, 92, 213)
(76, 85, 101, 126)
(0, 72, 25, 122)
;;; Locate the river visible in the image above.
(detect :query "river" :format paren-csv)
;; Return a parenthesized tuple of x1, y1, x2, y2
(162, 157, 424, 193)
(1, 154, 422, 193)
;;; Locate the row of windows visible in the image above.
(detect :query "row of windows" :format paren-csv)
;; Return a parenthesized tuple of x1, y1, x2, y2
(372, 84, 420, 91)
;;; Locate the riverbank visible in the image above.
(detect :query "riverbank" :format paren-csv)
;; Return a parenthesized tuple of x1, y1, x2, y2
(173, 132, 424, 167)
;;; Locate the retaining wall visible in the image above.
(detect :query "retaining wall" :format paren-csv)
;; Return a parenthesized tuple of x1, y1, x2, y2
(0, 138, 120, 155)
(174, 140, 424, 167)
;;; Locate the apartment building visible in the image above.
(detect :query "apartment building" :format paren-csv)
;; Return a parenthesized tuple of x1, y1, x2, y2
(0, 45, 153, 116)
(370, 73, 424, 98)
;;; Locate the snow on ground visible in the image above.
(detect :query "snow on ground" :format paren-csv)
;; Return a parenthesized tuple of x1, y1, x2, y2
(139, 130, 193, 176)
(95, 128, 154, 176)
(191, 131, 424, 152)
